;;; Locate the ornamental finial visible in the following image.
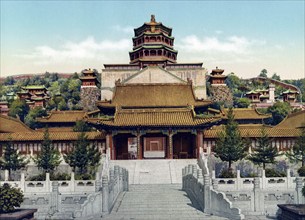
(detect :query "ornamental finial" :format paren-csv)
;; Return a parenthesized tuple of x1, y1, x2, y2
(151, 14, 156, 23)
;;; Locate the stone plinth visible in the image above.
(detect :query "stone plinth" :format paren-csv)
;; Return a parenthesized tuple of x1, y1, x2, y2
(277, 204, 305, 220)
(0, 209, 37, 220)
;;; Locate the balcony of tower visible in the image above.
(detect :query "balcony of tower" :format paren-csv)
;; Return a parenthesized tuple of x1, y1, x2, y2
(132, 35, 174, 49)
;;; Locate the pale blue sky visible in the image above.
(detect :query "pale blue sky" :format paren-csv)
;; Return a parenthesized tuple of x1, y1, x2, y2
(1, 1, 304, 79)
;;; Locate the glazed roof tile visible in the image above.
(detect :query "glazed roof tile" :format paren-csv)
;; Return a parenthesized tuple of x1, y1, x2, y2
(97, 83, 211, 108)
(0, 131, 105, 141)
(221, 108, 271, 120)
(204, 126, 299, 138)
(88, 107, 220, 128)
(0, 115, 33, 133)
(38, 110, 86, 123)
(275, 110, 305, 129)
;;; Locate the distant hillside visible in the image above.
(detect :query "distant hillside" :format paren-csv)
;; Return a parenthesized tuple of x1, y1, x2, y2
(0, 73, 73, 83)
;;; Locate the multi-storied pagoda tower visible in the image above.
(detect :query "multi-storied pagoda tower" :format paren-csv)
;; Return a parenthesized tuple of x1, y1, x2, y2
(79, 69, 101, 111)
(129, 15, 178, 68)
(101, 15, 207, 101)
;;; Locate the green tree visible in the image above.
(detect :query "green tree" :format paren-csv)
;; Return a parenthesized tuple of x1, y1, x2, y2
(73, 120, 92, 132)
(214, 107, 247, 169)
(4, 76, 15, 86)
(87, 144, 102, 175)
(235, 98, 251, 108)
(34, 128, 61, 173)
(259, 69, 268, 78)
(0, 140, 28, 180)
(24, 106, 47, 129)
(8, 99, 29, 122)
(0, 183, 24, 213)
(286, 127, 305, 167)
(248, 127, 279, 169)
(64, 132, 101, 175)
(271, 73, 281, 81)
(267, 101, 292, 125)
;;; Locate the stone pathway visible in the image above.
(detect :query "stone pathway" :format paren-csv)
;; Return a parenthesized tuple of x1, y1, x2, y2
(103, 184, 229, 220)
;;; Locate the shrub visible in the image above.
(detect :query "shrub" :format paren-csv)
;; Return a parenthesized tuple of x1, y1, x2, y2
(0, 183, 24, 213)
(75, 173, 94, 180)
(27, 173, 46, 181)
(50, 172, 71, 181)
(219, 169, 236, 178)
(265, 168, 286, 177)
(297, 166, 305, 177)
(241, 172, 258, 178)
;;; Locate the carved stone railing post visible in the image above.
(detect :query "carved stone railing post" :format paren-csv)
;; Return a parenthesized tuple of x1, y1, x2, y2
(296, 177, 304, 204)
(197, 168, 203, 185)
(212, 179, 218, 190)
(253, 177, 263, 213)
(119, 167, 123, 191)
(49, 181, 59, 217)
(95, 172, 101, 192)
(102, 175, 109, 215)
(203, 174, 211, 213)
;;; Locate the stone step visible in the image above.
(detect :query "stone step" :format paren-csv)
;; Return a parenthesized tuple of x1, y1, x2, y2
(104, 184, 230, 220)
(110, 159, 197, 184)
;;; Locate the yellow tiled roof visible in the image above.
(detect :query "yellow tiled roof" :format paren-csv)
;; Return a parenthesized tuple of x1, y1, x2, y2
(97, 83, 211, 108)
(88, 108, 220, 128)
(38, 110, 86, 123)
(0, 115, 33, 133)
(35, 127, 74, 132)
(0, 131, 105, 141)
(204, 125, 299, 138)
(222, 108, 271, 120)
(275, 110, 305, 129)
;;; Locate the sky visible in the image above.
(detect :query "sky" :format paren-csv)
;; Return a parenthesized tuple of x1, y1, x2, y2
(0, 1, 304, 79)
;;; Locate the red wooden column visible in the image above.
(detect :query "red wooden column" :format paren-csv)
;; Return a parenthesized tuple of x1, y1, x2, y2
(107, 134, 115, 160)
(137, 133, 143, 159)
(196, 130, 203, 159)
(168, 133, 173, 159)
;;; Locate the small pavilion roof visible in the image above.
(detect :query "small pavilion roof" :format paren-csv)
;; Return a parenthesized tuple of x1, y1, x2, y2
(38, 110, 86, 123)
(97, 83, 211, 108)
(87, 107, 220, 128)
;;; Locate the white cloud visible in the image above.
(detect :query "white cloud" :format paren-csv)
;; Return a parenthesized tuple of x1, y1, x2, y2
(113, 25, 134, 34)
(18, 37, 131, 66)
(177, 35, 265, 55)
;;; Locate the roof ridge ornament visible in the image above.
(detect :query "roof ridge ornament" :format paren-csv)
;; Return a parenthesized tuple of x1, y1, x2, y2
(151, 14, 156, 23)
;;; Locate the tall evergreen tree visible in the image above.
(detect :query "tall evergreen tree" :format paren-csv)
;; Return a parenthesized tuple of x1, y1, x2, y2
(35, 128, 61, 173)
(64, 132, 101, 175)
(0, 139, 28, 180)
(248, 127, 279, 169)
(286, 126, 305, 167)
(214, 107, 247, 170)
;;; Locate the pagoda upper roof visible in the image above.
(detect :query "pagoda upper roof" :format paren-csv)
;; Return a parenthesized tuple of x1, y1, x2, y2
(130, 45, 177, 53)
(0, 115, 33, 133)
(134, 15, 172, 37)
(97, 83, 211, 108)
(211, 67, 225, 75)
(87, 107, 220, 128)
(132, 31, 175, 39)
(38, 110, 86, 123)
